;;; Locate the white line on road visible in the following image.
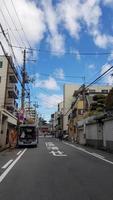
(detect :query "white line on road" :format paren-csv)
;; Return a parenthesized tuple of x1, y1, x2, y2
(17, 151, 22, 155)
(49, 151, 67, 156)
(0, 148, 27, 183)
(91, 152, 104, 159)
(63, 142, 113, 165)
(2, 160, 13, 169)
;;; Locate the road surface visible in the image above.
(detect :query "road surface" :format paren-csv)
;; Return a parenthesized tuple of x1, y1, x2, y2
(0, 137, 113, 200)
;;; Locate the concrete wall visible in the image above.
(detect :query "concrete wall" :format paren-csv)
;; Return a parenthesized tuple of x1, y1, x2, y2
(0, 115, 8, 147)
(103, 119, 113, 151)
(86, 123, 103, 148)
(77, 126, 86, 145)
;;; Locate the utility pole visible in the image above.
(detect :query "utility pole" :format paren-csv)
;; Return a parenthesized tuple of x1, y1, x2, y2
(21, 49, 26, 109)
(82, 84, 86, 113)
(27, 88, 30, 115)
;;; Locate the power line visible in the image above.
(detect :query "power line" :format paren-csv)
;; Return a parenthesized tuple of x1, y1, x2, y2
(2, 0, 26, 47)
(0, 40, 28, 94)
(0, 7, 20, 45)
(39, 72, 85, 79)
(0, 23, 23, 76)
(86, 65, 113, 88)
(10, 0, 32, 49)
(64, 65, 113, 116)
(11, 45, 113, 56)
(38, 87, 63, 101)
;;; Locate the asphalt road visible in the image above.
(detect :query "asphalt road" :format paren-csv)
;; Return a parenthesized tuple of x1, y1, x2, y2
(0, 136, 113, 200)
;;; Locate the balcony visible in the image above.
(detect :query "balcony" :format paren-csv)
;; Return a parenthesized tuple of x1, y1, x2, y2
(8, 74, 18, 83)
(6, 98, 18, 112)
(7, 84, 19, 99)
(8, 64, 18, 83)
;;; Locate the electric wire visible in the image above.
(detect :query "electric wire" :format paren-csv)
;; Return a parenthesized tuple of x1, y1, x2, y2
(2, 0, 26, 47)
(0, 7, 20, 45)
(11, 45, 113, 56)
(10, 0, 32, 49)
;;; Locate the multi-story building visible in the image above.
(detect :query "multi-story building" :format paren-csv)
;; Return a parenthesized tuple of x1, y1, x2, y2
(0, 55, 18, 148)
(0, 55, 18, 115)
(63, 84, 80, 133)
(25, 106, 38, 124)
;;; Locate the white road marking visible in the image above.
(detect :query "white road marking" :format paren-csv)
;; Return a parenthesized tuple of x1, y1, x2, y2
(2, 160, 13, 169)
(50, 151, 67, 157)
(63, 142, 113, 165)
(48, 146, 59, 151)
(91, 152, 104, 159)
(17, 151, 22, 155)
(46, 142, 67, 157)
(0, 148, 27, 183)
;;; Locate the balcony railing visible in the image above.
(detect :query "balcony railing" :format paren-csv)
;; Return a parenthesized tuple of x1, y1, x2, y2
(7, 83, 19, 98)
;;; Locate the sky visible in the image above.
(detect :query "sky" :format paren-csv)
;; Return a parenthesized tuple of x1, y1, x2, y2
(0, 0, 113, 121)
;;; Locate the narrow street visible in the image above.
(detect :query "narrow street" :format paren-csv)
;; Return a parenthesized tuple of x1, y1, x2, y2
(0, 137, 113, 200)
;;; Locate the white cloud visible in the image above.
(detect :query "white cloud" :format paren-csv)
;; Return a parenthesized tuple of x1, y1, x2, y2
(81, 0, 102, 28)
(75, 50, 81, 60)
(102, 0, 113, 6)
(101, 63, 113, 85)
(88, 64, 95, 69)
(1, 0, 113, 64)
(47, 34, 65, 55)
(0, 0, 46, 64)
(34, 76, 59, 90)
(56, 0, 113, 49)
(93, 32, 113, 48)
(41, 0, 65, 55)
(108, 51, 113, 61)
(54, 68, 64, 80)
(57, 0, 81, 39)
(38, 93, 63, 108)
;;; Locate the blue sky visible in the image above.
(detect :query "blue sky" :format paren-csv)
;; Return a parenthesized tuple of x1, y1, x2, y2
(1, 0, 113, 121)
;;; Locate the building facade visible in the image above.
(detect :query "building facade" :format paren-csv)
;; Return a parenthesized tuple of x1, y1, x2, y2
(63, 84, 80, 132)
(0, 55, 18, 115)
(0, 55, 18, 148)
(68, 84, 112, 141)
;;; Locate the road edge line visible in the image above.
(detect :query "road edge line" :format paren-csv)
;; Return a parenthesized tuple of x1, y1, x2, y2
(0, 148, 27, 183)
(63, 142, 113, 165)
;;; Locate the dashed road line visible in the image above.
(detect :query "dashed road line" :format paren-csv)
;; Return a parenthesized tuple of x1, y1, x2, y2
(17, 151, 22, 155)
(0, 148, 27, 183)
(2, 160, 13, 169)
(63, 142, 113, 165)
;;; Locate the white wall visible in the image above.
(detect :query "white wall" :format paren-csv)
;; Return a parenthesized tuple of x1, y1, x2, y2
(78, 127, 86, 145)
(86, 124, 98, 140)
(103, 119, 113, 148)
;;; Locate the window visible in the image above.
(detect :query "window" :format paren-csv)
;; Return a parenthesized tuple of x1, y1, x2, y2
(0, 76, 1, 83)
(89, 89, 95, 93)
(101, 90, 108, 94)
(0, 61, 3, 68)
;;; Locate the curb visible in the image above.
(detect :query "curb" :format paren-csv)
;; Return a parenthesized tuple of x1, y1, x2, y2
(0, 146, 9, 152)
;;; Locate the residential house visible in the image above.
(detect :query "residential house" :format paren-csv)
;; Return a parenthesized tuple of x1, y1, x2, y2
(68, 84, 112, 142)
